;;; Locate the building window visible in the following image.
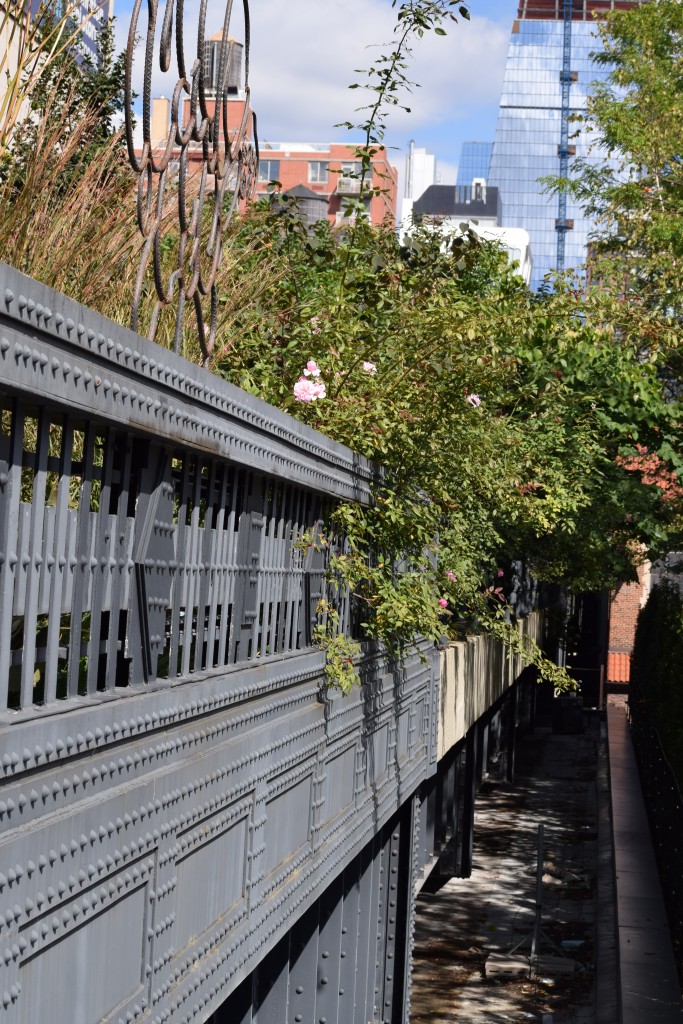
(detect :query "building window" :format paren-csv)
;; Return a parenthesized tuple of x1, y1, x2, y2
(258, 159, 280, 183)
(308, 161, 329, 184)
(336, 161, 363, 195)
(337, 196, 372, 223)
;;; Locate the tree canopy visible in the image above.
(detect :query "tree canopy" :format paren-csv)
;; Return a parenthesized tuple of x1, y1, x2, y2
(204, 199, 683, 685)
(555, 0, 683, 326)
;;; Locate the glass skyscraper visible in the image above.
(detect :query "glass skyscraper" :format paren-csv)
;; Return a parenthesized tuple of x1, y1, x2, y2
(488, 1, 637, 291)
(456, 142, 493, 186)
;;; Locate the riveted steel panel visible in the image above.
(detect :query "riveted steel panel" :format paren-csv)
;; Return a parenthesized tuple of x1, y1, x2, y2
(287, 903, 319, 1024)
(0, 267, 540, 1024)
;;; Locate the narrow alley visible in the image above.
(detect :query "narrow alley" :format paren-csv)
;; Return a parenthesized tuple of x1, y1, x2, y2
(410, 708, 609, 1024)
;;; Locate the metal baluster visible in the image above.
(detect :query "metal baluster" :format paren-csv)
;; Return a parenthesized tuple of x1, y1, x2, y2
(169, 451, 191, 678)
(43, 419, 74, 703)
(181, 455, 203, 676)
(18, 409, 49, 708)
(262, 483, 278, 657)
(216, 466, 237, 667)
(67, 423, 96, 698)
(268, 483, 284, 656)
(289, 486, 307, 651)
(105, 433, 133, 689)
(195, 458, 217, 672)
(205, 463, 227, 669)
(85, 429, 114, 694)
(0, 401, 24, 710)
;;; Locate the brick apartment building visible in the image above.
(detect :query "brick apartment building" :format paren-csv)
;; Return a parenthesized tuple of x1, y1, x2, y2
(254, 141, 398, 228)
(148, 30, 398, 229)
(152, 90, 398, 229)
(607, 563, 651, 686)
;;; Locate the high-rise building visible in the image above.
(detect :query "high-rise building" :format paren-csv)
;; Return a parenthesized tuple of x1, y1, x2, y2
(404, 143, 436, 204)
(400, 143, 437, 232)
(70, 0, 115, 65)
(456, 142, 493, 187)
(488, 0, 637, 291)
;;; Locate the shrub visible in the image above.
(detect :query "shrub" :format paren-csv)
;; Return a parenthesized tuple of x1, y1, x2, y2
(631, 581, 683, 783)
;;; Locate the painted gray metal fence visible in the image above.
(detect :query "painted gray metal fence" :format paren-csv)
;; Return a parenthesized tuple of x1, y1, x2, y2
(0, 263, 377, 714)
(0, 262, 544, 1024)
(0, 263, 441, 1024)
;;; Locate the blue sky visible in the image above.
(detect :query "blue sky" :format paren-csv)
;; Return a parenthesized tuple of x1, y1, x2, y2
(115, 0, 520, 183)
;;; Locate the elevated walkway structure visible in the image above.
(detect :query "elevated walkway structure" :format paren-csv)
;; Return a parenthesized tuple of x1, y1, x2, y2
(0, 263, 543, 1024)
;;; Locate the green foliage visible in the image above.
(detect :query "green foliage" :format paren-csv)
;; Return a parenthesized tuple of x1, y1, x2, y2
(547, 0, 683, 326)
(313, 603, 362, 696)
(488, 619, 575, 693)
(631, 581, 683, 784)
(213, 197, 683, 691)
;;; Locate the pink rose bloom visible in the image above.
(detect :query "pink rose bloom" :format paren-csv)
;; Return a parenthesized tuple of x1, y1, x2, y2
(446, 571, 457, 582)
(466, 393, 481, 408)
(362, 361, 377, 375)
(438, 598, 448, 608)
(293, 377, 326, 402)
(497, 569, 504, 577)
(303, 360, 321, 378)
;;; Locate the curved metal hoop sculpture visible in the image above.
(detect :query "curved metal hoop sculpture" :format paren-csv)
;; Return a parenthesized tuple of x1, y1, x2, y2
(124, 0, 259, 364)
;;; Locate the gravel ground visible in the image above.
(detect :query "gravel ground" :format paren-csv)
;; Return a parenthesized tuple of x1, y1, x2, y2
(410, 713, 602, 1024)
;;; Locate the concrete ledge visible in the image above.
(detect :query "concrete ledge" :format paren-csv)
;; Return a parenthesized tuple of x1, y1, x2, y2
(607, 705, 683, 1023)
(437, 612, 544, 758)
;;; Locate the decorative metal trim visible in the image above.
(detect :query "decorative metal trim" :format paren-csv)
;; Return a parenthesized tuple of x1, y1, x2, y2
(124, 0, 259, 364)
(0, 266, 378, 506)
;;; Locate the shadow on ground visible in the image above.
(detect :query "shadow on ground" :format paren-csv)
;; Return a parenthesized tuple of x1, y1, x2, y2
(410, 715, 600, 1024)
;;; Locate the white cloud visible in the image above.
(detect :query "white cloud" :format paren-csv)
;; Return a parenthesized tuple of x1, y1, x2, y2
(250, 0, 509, 141)
(118, 0, 509, 159)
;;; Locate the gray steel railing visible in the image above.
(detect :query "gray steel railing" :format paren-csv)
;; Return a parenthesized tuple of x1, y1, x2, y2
(0, 264, 442, 1024)
(0, 262, 377, 718)
(0, 264, 548, 1024)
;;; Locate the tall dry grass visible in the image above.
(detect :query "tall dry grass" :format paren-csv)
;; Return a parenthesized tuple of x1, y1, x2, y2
(0, 1, 284, 363)
(0, 0, 109, 160)
(0, 105, 140, 317)
(1, 115, 283, 361)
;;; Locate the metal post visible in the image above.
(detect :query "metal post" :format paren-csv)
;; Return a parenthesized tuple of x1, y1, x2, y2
(461, 724, 479, 877)
(507, 684, 519, 783)
(556, 0, 573, 272)
(531, 823, 544, 963)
